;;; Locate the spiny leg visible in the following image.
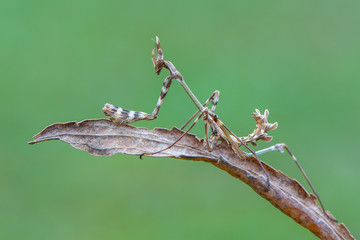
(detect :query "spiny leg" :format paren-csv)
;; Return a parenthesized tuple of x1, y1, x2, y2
(103, 75, 173, 123)
(246, 143, 337, 222)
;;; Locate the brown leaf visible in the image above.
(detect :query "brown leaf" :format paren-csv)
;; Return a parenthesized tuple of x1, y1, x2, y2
(29, 119, 354, 240)
(28, 119, 217, 160)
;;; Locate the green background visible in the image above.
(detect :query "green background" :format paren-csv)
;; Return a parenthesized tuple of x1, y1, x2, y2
(1, 0, 359, 239)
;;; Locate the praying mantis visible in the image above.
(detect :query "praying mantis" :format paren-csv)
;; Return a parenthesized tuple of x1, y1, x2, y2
(102, 36, 335, 222)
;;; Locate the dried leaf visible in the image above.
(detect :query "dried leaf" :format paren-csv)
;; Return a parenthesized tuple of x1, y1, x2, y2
(29, 119, 217, 160)
(29, 119, 354, 240)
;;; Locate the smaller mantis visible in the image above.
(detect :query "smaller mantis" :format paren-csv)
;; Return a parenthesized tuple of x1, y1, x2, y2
(103, 37, 336, 221)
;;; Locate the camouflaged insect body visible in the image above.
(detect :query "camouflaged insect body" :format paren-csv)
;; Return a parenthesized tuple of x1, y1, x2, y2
(103, 37, 278, 156)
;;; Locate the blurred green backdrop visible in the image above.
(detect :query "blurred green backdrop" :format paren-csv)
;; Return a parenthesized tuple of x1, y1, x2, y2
(1, 0, 359, 239)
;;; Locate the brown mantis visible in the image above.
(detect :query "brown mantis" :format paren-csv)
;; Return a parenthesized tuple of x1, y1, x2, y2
(103, 36, 336, 222)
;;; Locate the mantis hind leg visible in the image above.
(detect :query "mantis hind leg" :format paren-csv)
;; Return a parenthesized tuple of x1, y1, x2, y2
(246, 143, 337, 222)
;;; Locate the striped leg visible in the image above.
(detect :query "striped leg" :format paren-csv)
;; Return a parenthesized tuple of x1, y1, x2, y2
(103, 75, 173, 124)
(103, 104, 151, 124)
(206, 91, 221, 150)
(178, 90, 220, 152)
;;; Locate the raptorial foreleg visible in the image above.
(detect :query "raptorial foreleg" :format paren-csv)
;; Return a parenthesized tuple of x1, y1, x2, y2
(103, 75, 173, 124)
